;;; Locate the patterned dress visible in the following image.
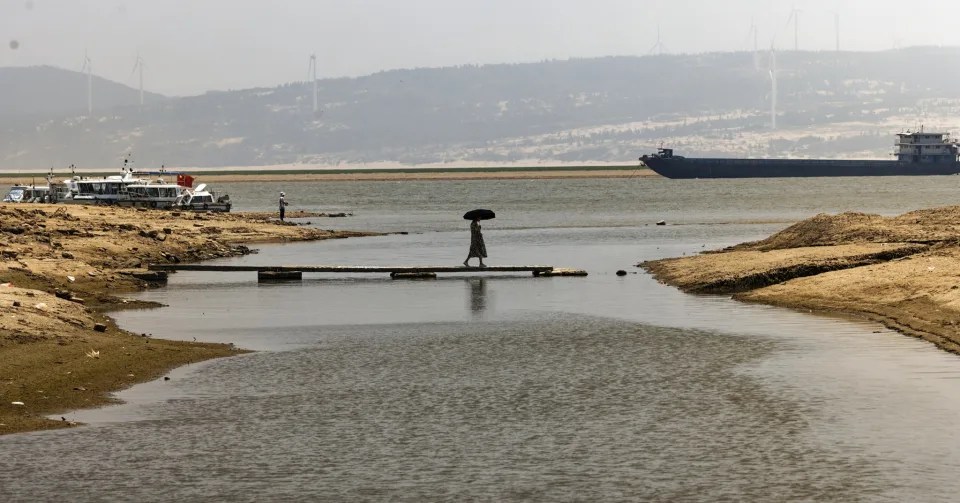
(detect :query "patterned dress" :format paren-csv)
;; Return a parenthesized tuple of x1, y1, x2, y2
(468, 220, 487, 258)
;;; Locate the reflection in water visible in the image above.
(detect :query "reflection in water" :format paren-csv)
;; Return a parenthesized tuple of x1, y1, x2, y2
(11, 176, 960, 500)
(0, 317, 884, 501)
(468, 278, 488, 316)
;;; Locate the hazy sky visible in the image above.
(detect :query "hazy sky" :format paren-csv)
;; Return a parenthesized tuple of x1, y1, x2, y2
(1, 0, 956, 96)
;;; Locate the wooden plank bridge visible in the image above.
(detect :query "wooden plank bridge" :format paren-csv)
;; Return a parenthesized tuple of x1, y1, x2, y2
(146, 264, 587, 280)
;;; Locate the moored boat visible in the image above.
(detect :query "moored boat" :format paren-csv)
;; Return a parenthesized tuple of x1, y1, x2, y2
(68, 170, 143, 204)
(119, 181, 187, 209)
(640, 130, 960, 179)
(66, 159, 229, 210)
(3, 169, 72, 203)
(3, 159, 231, 210)
(2, 184, 50, 203)
(171, 184, 232, 212)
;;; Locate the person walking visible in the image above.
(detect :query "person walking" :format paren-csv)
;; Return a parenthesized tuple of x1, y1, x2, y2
(278, 192, 289, 221)
(463, 218, 487, 267)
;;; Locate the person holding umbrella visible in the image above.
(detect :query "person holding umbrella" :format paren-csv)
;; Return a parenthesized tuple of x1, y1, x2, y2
(462, 209, 494, 267)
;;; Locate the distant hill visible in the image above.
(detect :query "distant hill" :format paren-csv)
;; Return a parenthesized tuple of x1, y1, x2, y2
(3, 48, 960, 169)
(0, 66, 166, 119)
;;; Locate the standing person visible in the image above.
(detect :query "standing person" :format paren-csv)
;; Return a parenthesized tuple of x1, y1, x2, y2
(463, 219, 487, 267)
(278, 191, 289, 221)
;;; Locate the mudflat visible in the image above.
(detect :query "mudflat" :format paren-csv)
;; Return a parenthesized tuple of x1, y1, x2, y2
(0, 204, 373, 435)
(642, 207, 960, 353)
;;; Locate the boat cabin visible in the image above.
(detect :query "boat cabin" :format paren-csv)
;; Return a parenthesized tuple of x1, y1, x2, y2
(2, 185, 50, 203)
(71, 176, 132, 203)
(640, 148, 675, 163)
(172, 184, 232, 212)
(895, 130, 960, 163)
(122, 180, 186, 208)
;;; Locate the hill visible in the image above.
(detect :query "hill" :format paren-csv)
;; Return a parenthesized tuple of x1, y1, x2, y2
(0, 66, 165, 118)
(3, 48, 960, 169)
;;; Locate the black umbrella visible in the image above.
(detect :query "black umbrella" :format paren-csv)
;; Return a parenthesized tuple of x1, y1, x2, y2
(463, 208, 495, 220)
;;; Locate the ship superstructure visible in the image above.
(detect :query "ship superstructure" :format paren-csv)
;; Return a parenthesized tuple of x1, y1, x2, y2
(894, 129, 960, 163)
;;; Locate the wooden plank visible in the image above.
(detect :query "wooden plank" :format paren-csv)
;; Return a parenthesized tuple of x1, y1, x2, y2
(257, 271, 303, 281)
(535, 268, 588, 277)
(390, 271, 437, 279)
(148, 264, 555, 274)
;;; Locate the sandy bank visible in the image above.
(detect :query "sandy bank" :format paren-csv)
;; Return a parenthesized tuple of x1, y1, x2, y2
(192, 168, 654, 183)
(641, 207, 960, 354)
(0, 204, 374, 435)
(2, 168, 655, 185)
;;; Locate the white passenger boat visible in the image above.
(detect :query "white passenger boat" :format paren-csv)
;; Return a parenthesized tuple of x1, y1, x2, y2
(118, 176, 187, 209)
(3, 158, 231, 211)
(66, 160, 188, 208)
(2, 184, 50, 203)
(3, 169, 71, 203)
(69, 170, 143, 204)
(172, 184, 232, 212)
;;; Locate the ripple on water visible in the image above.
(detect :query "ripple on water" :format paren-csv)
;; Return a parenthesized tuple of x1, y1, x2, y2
(0, 315, 888, 501)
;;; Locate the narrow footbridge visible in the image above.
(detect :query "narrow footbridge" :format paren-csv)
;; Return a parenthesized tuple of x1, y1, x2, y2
(147, 263, 587, 280)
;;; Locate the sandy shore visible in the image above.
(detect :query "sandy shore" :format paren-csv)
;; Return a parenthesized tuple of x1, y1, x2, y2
(1, 167, 655, 185)
(641, 208, 960, 354)
(193, 168, 655, 183)
(0, 204, 373, 435)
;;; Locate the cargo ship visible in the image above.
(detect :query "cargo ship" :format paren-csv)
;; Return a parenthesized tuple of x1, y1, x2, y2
(639, 130, 960, 178)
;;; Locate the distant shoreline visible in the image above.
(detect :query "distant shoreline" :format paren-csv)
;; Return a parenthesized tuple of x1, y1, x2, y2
(0, 165, 657, 184)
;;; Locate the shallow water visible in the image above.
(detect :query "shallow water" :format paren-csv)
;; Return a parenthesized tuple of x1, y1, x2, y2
(5, 176, 960, 501)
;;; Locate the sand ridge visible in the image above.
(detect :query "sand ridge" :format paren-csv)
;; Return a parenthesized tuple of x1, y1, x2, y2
(642, 206, 960, 353)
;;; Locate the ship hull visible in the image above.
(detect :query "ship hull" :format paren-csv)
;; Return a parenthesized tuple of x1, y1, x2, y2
(642, 157, 960, 179)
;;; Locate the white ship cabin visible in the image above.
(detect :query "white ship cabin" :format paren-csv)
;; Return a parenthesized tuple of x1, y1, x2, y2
(2, 185, 49, 203)
(70, 158, 144, 203)
(172, 184, 232, 212)
(895, 130, 960, 163)
(72, 175, 132, 202)
(122, 179, 186, 208)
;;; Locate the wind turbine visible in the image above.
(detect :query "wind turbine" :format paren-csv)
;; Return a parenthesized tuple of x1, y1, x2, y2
(786, 7, 801, 51)
(833, 12, 840, 52)
(130, 53, 144, 108)
(745, 18, 759, 71)
(769, 48, 778, 130)
(307, 53, 318, 114)
(80, 51, 92, 115)
(648, 25, 666, 55)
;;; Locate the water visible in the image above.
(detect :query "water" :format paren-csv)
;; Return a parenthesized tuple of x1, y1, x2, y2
(5, 176, 960, 501)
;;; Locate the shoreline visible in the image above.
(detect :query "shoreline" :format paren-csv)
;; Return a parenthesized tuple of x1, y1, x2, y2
(0, 167, 656, 185)
(640, 207, 960, 355)
(0, 204, 375, 435)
